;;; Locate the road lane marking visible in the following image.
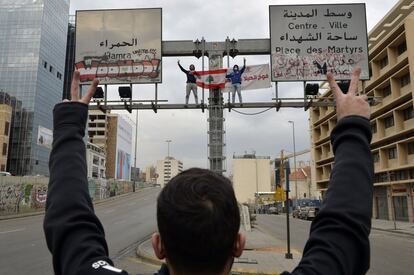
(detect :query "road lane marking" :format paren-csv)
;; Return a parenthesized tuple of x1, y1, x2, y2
(104, 209, 115, 214)
(0, 228, 25, 234)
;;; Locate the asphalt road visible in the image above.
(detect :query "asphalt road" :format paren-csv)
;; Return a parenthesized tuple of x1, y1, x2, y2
(257, 214, 414, 275)
(0, 187, 160, 275)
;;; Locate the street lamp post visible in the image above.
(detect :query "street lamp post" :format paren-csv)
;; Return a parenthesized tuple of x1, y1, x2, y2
(166, 140, 172, 158)
(288, 121, 298, 203)
(133, 109, 138, 192)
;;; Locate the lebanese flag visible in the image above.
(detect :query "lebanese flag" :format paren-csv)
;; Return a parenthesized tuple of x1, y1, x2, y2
(195, 69, 228, 89)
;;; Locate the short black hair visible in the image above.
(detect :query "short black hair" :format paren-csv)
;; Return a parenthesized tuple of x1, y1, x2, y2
(157, 168, 240, 274)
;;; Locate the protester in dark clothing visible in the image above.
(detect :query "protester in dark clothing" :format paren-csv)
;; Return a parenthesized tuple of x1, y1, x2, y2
(226, 58, 246, 104)
(178, 60, 199, 105)
(44, 67, 373, 275)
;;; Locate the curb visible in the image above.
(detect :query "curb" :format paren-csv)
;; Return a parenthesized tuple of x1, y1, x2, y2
(135, 238, 164, 266)
(254, 224, 302, 256)
(0, 187, 152, 221)
(0, 210, 45, 221)
(135, 237, 282, 275)
(372, 227, 414, 237)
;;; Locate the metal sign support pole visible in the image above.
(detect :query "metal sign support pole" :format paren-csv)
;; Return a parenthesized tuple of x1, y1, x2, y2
(201, 37, 205, 110)
(285, 161, 293, 259)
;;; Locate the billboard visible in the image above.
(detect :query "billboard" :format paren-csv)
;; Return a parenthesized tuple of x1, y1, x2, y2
(115, 115, 133, 181)
(269, 4, 369, 81)
(223, 64, 271, 92)
(75, 8, 162, 84)
(37, 126, 53, 149)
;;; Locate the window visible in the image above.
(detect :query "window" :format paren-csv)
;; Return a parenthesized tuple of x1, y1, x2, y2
(397, 41, 407, 55)
(384, 115, 394, 128)
(0, 165, 4, 171)
(403, 106, 414, 121)
(372, 152, 379, 163)
(57, 72, 62, 80)
(43, 61, 47, 69)
(408, 142, 414, 155)
(371, 122, 377, 133)
(2, 143, 7, 156)
(374, 172, 388, 183)
(379, 56, 388, 69)
(395, 170, 408, 181)
(4, 121, 9, 136)
(49, 65, 53, 73)
(388, 147, 397, 159)
(382, 85, 392, 97)
(400, 74, 411, 87)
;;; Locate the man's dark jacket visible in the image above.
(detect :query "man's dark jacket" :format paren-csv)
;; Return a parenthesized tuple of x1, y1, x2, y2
(44, 102, 373, 275)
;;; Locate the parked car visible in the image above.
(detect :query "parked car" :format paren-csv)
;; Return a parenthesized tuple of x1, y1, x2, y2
(0, 171, 12, 176)
(299, 207, 309, 219)
(292, 207, 301, 218)
(267, 206, 279, 215)
(305, 206, 320, 220)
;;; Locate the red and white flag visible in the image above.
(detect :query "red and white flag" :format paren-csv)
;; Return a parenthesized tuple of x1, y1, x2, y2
(195, 69, 228, 89)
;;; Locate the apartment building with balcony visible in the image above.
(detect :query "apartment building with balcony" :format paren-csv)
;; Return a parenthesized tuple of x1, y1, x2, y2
(310, 0, 414, 222)
(156, 157, 183, 187)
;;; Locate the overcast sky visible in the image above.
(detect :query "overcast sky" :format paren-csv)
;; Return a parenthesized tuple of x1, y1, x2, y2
(70, 0, 399, 175)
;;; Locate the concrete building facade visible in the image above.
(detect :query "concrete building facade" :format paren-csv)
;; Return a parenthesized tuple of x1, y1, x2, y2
(86, 142, 106, 179)
(105, 114, 133, 180)
(87, 111, 132, 181)
(289, 166, 319, 200)
(145, 165, 156, 183)
(156, 157, 183, 187)
(0, 104, 12, 172)
(88, 110, 108, 150)
(232, 154, 272, 204)
(310, 0, 414, 222)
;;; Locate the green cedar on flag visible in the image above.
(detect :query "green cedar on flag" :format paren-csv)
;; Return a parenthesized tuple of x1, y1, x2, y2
(195, 69, 228, 89)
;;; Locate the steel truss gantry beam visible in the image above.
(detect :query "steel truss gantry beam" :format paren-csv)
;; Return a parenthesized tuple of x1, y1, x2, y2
(93, 38, 328, 175)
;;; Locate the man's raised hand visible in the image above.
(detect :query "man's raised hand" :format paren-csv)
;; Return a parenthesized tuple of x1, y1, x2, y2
(64, 70, 99, 105)
(327, 67, 370, 121)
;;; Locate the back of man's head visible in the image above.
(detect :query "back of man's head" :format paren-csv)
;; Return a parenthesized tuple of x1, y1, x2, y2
(156, 168, 240, 274)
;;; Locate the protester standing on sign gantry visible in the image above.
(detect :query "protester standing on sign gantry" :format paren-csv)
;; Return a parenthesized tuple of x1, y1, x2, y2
(177, 60, 200, 106)
(226, 58, 246, 104)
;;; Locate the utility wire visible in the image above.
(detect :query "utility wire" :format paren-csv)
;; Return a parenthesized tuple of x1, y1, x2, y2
(231, 107, 273, 116)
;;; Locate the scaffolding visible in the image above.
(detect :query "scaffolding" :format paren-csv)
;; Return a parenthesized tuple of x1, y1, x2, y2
(207, 53, 226, 174)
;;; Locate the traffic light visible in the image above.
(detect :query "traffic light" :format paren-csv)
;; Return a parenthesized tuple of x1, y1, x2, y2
(305, 83, 319, 96)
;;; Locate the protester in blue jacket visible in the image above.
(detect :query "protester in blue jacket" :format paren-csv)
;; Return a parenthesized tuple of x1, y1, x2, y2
(226, 58, 246, 104)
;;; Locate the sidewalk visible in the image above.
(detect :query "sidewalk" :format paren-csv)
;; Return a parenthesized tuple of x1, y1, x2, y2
(372, 219, 414, 236)
(136, 227, 301, 275)
(0, 187, 151, 221)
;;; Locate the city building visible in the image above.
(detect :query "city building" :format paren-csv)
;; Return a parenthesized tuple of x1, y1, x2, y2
(0, 103, 12, 172)
(86, 142, 106, 179)
(289, 166, 318, 200)
(310, 0, 414, 222)
(87, 110, 133, 181)
(88, 110, 109, 150)
(105, 114, 133, 181)
(0, 0, 69, 175)
(145, 165, 156, 183)
(156, 157, 183, 187)
(232, 153, 272, 204)
(63, 15, 76, 100)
